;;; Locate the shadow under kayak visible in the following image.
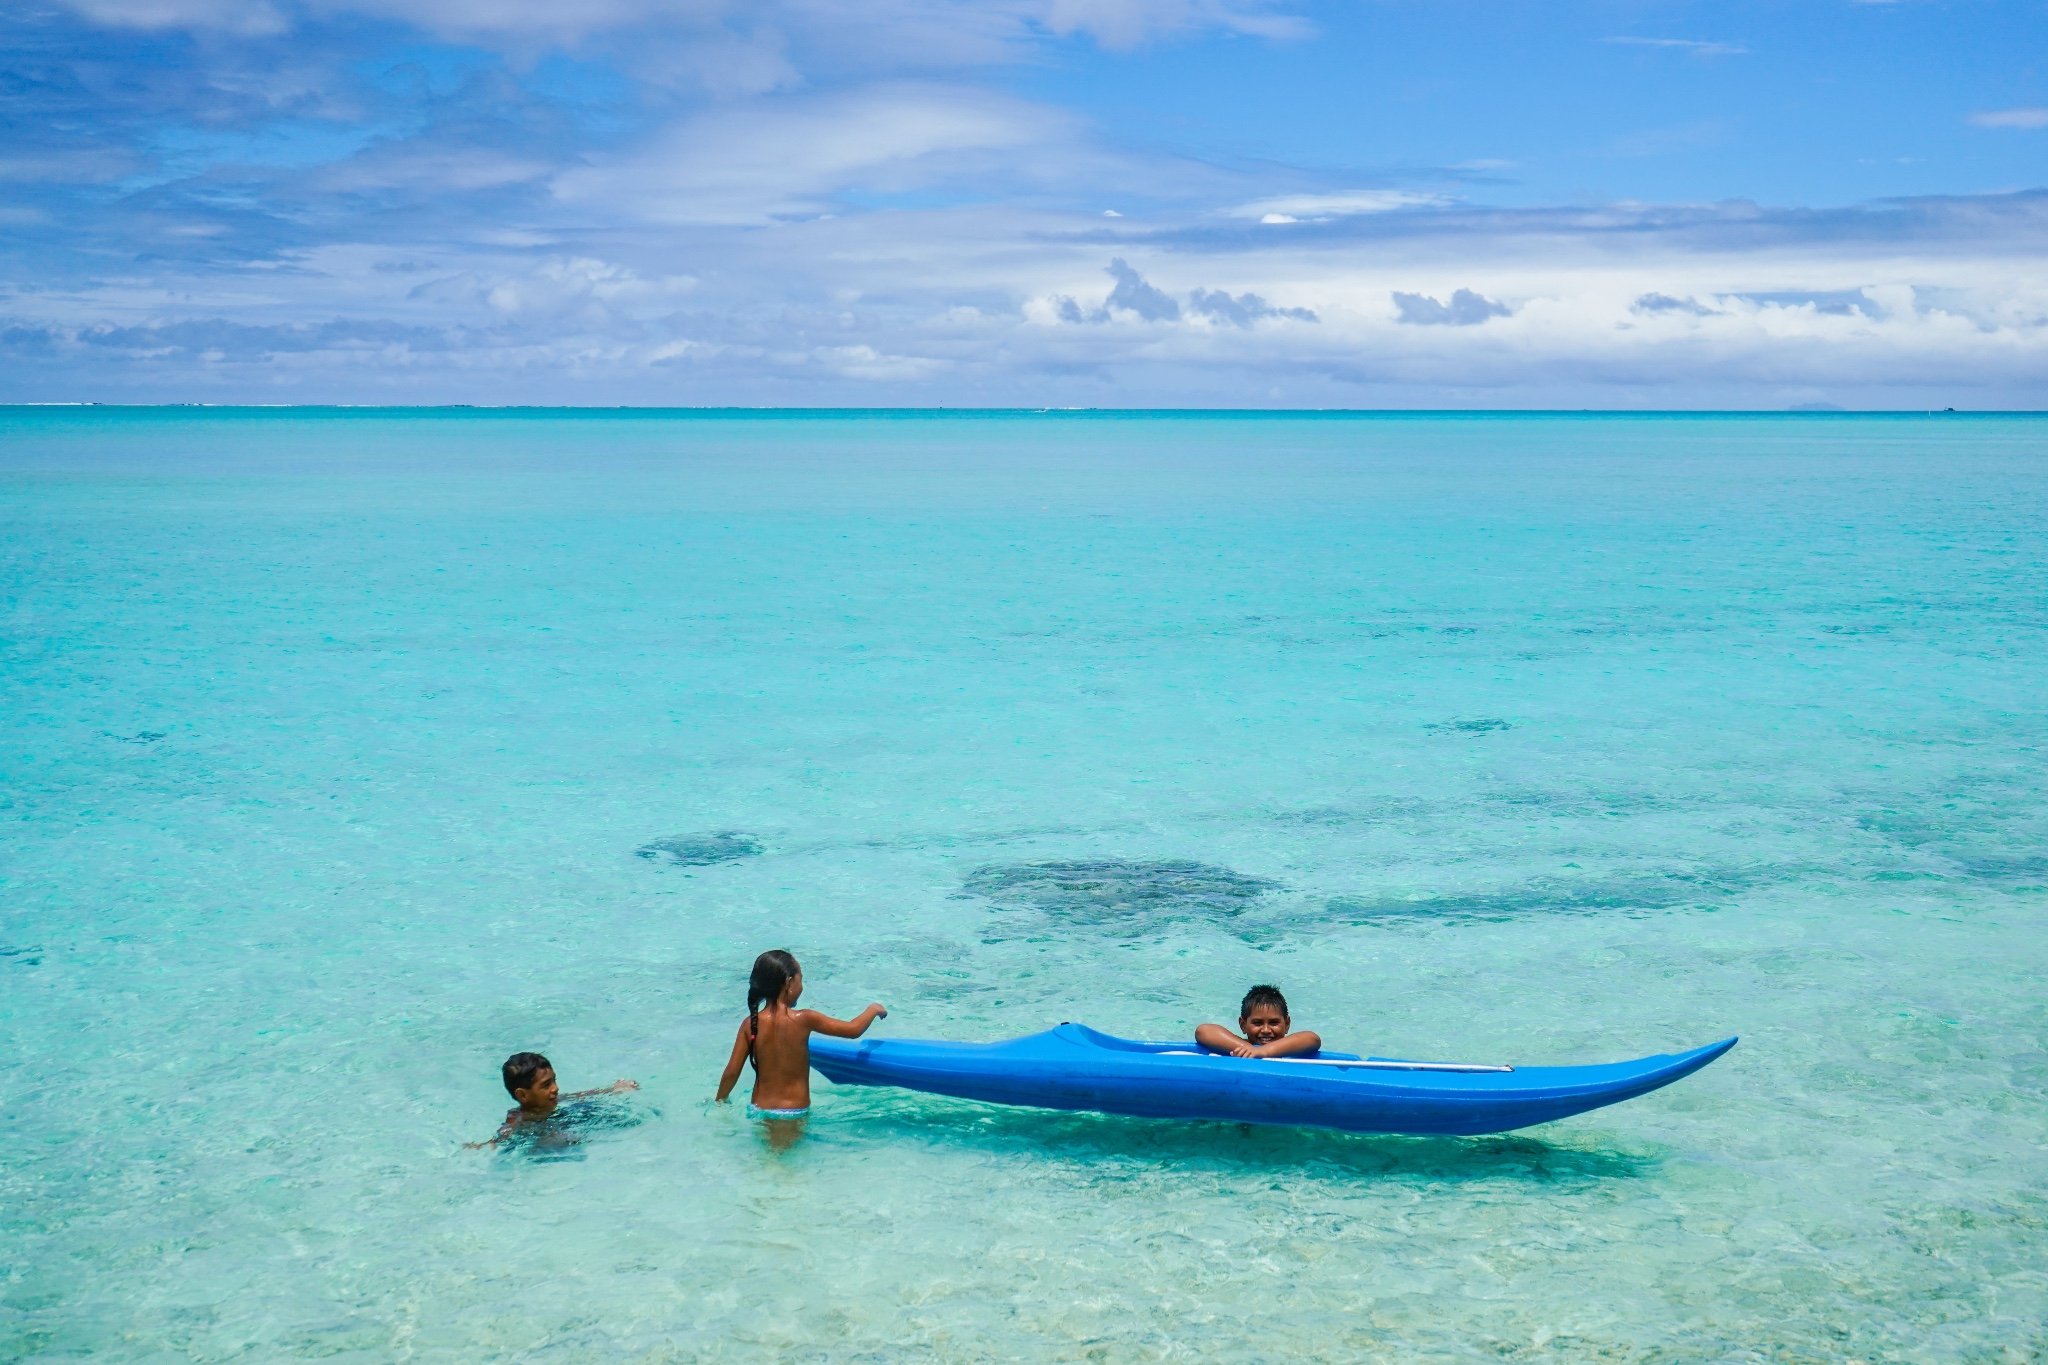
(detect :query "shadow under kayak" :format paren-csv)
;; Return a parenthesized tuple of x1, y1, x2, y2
(810, 1023, 1736, 1137)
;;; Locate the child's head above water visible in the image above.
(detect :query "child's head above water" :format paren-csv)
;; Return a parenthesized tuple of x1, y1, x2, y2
(1238, 984, 1292, 1044)
(747, 949, 802, 1023)
(471, 1055, 638, 1149)
(502, 1051, 559, 1116)
(1194, 983, 1318, 1059)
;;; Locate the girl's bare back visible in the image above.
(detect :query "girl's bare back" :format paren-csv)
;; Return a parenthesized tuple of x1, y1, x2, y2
(745, 1006, 819, 1110)
(714, 958, 888, 1112)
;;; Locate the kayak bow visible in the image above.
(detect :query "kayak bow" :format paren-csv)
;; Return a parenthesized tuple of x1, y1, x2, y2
(810, 1023, 1735, 1136)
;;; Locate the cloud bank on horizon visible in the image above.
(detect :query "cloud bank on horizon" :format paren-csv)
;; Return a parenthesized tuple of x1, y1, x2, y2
(3, 0, 2046, 407)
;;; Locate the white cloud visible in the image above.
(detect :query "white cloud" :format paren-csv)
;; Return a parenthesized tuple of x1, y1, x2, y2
(1229, 190, 1442, 221)
(475, 257, 696, 322)
(815, 343, 947, 379)
(1971, 107, 2048, 130)
(553, 85, 1077, 225)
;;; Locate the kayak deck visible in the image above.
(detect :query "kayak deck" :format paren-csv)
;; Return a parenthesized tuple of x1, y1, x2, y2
(810, 1023, 1736, 1136)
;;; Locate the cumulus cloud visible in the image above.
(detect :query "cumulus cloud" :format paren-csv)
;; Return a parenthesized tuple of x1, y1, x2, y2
(1633, 293, 1716, 316)
(814, 343, 947, 379)
(1733, 290, 1876, 318)
(1187, 287, 1315, 326)
(1045, 260, 1314, 326)
(1103, 257, 1181, 320)
(1392, 289, 1512, 326)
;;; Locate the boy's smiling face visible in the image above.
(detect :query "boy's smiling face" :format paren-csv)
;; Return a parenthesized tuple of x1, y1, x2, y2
(512, 1066, 560, 1117)
(1240, 1003, 1290, 1044)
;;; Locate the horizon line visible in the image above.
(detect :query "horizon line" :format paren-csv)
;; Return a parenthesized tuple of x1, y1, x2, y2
(0, 404, 2024, 416)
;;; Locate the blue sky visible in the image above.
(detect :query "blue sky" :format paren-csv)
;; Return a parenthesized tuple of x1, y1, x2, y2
(3, 0, 2045, 406)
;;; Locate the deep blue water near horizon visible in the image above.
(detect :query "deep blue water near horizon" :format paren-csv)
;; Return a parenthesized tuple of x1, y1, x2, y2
(2, 409, 2044, 1362)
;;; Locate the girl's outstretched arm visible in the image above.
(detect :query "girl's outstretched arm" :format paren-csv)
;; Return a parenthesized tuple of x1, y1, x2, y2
(801, 1003, 888, 1039)
(715, 1020, 751, 1101)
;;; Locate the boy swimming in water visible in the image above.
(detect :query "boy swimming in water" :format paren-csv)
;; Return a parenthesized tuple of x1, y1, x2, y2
(1195, 984, 1323, 1059)
(467, 1052, 638, 1148)
(715, 949, 888, 1119)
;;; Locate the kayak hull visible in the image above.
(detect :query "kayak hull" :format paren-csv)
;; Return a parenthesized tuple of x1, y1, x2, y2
(810, 1024, 1736, 1136)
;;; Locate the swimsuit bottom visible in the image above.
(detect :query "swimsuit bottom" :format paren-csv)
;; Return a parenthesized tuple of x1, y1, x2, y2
(747, 1103, 810, 1120)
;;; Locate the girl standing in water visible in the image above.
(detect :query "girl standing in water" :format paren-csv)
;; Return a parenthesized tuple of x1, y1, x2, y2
(716, 949, 888, 1119)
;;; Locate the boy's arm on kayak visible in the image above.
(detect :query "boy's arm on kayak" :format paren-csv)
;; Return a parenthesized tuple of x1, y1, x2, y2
(1194, 1022, 1256, 1056)
(1251, 1030, 1322, 1058)
(1194, 1023, 1323, 1058)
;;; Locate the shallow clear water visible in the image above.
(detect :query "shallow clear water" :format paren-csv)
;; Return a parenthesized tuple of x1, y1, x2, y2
(3, 410, 2044, 1362)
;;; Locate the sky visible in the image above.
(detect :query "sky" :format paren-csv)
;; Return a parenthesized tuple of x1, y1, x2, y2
(3, 0, 2046, 407)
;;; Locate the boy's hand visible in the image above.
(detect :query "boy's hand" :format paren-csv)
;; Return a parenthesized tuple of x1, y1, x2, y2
(1228, 1042, 1259, 1058)
(869, 1003, 888, 1018)
(610, 1079, 639, 1093)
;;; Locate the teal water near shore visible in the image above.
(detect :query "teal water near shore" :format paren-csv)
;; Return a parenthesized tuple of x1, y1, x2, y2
(3, 409, 2044, 1361)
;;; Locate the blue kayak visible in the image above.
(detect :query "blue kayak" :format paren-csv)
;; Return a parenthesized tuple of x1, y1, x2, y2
(810, 1023, 1736, 1136)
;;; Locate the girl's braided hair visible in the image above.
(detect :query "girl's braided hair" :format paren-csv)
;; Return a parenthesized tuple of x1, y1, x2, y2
(746, 950, 800, 1067)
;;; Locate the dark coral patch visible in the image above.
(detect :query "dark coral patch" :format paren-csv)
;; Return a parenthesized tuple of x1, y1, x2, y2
(962, 859, 1278, 928)
(1425, 718, 1513, 734)
(635, 832, 763, 866)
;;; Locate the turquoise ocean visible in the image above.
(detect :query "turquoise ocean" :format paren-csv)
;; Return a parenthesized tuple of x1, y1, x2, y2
(3, 409, 2044, 1362)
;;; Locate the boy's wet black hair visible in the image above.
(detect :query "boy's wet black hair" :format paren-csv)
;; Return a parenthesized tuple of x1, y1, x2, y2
(502, 1052, 553, 1097)
(1240, 984, 1289, 1019)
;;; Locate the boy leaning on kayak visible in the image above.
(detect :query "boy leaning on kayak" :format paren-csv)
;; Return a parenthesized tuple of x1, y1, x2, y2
(1194, 983, 1323, 1059)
